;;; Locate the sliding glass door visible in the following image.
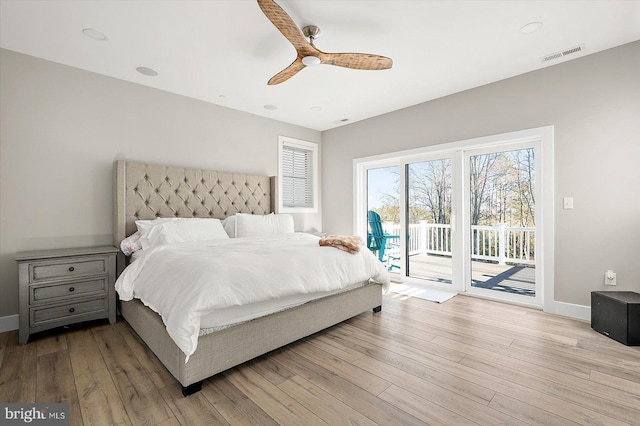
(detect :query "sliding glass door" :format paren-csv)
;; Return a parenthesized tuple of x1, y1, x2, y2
(355, 126, 550, 308)
(465, 144, 540, 305)
(407, 158, 454, 285)
(367, 166, 401, 274)
(363, 155, 456, 286)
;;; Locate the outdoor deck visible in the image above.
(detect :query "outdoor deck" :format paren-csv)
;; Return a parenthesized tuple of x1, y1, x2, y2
(389, 254, 536, 297)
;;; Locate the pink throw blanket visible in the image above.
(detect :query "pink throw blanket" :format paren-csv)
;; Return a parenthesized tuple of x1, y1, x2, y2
(319, 235, 364, 254)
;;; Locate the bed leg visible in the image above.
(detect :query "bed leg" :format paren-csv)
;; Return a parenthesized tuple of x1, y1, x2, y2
(372, 305, 382, 313)
(182, 381, 203, 397)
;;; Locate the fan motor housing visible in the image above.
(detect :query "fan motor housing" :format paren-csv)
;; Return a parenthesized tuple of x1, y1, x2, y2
(302, 25, 321, 39)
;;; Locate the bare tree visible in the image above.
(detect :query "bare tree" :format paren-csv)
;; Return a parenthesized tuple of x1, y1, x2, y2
(370, 149, 535, 228)
(469, 153, 498, 225)
(408, 159, 452, 224)
(377, 193, 400, 222)
(516, 148, 535, 225)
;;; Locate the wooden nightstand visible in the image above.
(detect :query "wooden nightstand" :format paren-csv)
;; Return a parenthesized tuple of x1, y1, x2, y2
(16, 246, 118, 345)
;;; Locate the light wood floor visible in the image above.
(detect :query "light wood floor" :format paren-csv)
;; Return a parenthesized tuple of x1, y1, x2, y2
(2, 294, 640, 425)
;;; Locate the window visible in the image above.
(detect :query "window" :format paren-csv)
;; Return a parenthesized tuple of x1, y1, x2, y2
(277, 136, 318, 213)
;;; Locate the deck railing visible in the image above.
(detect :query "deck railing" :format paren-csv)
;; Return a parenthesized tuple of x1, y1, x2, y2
(383, 222, 535, 265)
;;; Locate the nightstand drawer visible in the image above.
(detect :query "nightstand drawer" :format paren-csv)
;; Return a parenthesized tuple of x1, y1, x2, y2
(31, 297, 109, 326)
(31, 278, 108, 303)
(31, 257, 107, 282)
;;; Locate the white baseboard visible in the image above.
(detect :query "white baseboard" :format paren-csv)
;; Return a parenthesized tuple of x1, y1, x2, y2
(0, 314, 19, 333)
(546, 301, 591, 321)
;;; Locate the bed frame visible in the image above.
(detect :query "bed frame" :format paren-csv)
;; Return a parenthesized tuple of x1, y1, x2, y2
(113, 160, 382, 396)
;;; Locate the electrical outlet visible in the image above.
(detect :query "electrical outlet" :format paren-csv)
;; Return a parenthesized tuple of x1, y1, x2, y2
(605, 270, 617, 286)
(563, 197, 574, 209)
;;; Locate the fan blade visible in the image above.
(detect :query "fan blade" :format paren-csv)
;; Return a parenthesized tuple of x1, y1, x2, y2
(268, 58, 305, 85)
(257, 0, 311, 53)
(319, 52, 393, 70)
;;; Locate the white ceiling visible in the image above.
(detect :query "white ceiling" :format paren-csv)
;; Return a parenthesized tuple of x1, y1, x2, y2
(1, 1, 639, 131)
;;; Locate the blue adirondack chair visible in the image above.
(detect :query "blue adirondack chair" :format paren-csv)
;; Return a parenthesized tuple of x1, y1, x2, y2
(367, 210, 400, 270)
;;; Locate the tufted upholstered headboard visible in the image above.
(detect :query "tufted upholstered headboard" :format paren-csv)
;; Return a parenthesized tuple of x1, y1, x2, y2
(113, 160, 271, 275)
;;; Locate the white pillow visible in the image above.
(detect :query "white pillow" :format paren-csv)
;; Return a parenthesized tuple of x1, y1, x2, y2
(135, 217, 191, 249)
(235, 213, 295, 237)
(135, 217, 192, 237)
(222, 215, 236, 238)
(145, 218, 229, 248)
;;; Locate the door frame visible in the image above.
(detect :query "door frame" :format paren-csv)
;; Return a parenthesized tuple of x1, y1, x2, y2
(353, 126, 554, 310)
(462, 140, 542, 307)
(404, 154, 460, 290)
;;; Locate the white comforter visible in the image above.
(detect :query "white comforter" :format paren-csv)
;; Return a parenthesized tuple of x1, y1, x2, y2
(115, 233, 390, 360)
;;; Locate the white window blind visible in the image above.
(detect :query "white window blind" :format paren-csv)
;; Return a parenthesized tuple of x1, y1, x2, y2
(282, 145, 314, 208)
(278, 136, 317, 213)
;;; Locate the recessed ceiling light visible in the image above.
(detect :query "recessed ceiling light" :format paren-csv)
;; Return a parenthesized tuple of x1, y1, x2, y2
(264, 105, 278, 110)
(310, 106, 322, 112)
(82, 28, 108, 41)
(520, 22, 543, 34)
(136, 67, 158, 77)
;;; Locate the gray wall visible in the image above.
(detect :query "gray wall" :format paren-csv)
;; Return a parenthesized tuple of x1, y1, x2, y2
(2, 41, 638, 318)
(0, 49, 321, 318)
(322, 41, 640, 307)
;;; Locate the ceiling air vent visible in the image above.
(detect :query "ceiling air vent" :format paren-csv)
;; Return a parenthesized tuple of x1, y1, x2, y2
(541, 44, 586, 63)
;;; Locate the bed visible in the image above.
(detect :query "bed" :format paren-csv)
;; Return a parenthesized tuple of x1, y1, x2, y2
(112, 160, 385, 396)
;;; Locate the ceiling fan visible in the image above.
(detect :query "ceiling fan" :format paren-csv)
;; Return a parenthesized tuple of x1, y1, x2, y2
(257, 0, 393, 85)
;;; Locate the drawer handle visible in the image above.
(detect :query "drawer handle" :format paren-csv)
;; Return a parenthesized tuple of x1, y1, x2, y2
(69, 308, 75, 313)
(69, 287, 75, 292)
(68, 266, 75, 272)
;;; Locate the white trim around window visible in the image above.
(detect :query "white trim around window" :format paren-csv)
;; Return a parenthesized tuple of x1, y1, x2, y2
(277, 136, 318, 214)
